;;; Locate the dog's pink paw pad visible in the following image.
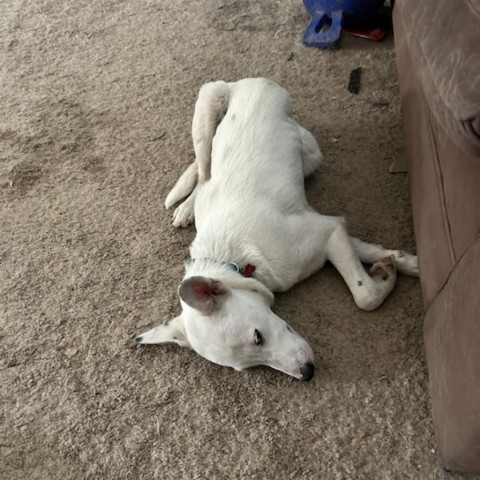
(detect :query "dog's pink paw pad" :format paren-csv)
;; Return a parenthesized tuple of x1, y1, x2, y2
(370, 255, 396, 281)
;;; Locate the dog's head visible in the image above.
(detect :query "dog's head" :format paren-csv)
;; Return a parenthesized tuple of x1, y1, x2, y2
(135, 274, 315, 381)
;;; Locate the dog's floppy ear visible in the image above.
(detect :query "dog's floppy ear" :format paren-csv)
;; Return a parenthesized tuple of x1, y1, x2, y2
(134, 315, 190, 347)
(178, 276, 229, 314)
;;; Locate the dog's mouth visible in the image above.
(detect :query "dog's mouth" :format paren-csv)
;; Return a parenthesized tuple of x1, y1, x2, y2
(267, 361, 316, 381)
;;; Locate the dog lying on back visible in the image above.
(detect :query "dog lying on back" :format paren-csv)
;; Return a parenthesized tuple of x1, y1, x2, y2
(135, 78, 418, 381)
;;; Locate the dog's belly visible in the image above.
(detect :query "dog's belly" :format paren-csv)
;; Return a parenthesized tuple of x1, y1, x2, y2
(210, 122, 307, 214)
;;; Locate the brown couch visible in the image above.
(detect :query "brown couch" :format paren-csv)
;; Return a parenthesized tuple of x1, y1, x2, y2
(393, 0, 480, 473)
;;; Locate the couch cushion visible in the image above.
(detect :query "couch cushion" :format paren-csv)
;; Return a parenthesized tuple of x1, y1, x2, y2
(395, 0, 480, 156)
(394, 2, 480, 308)
(424, 237, 480, 473)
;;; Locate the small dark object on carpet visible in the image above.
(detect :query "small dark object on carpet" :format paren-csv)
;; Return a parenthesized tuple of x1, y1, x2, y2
(151, 131, 166, 141)
(348, 67, 362, 94)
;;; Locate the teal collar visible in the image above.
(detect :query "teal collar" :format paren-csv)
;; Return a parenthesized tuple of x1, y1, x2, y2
(187, 258, 256, 277)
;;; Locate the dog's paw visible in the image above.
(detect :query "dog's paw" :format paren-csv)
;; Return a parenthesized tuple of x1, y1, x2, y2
(172, 201, 194, 228)
(370, 255, 396, 281)
(393, 251, 419, 277)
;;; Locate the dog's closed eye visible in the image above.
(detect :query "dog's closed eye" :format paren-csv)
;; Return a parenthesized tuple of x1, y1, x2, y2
(254, 329, 263, 346)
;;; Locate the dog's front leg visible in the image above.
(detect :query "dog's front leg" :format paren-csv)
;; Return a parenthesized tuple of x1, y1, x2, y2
(349, 236, 419, 277)
(326, 225, 397, 311)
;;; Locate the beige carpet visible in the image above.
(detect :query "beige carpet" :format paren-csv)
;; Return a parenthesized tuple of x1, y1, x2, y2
(0, 1, 471, 479)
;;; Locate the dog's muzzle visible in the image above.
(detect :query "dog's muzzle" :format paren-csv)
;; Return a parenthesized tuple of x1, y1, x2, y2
(300, 362, 315, 381)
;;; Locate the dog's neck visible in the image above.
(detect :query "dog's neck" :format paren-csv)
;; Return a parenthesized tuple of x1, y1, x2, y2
(184, 257, 275, 305)
(186, 258, 256, 277)
(187, 244, 278, 291)
(188, 227, 284, 292)
(185, 257, 262, 283)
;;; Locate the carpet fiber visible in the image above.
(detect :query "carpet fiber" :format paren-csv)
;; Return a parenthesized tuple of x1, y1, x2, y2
(0, 1, 469, 479)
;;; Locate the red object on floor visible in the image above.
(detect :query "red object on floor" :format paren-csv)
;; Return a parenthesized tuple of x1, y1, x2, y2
(344, 27, 387, 41)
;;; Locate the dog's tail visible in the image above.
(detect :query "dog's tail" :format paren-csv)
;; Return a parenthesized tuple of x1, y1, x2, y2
(165, 81, 230, 210)
(165, 162, 198, 209)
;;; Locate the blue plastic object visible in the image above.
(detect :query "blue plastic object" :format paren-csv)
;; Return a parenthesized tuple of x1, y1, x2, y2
(302, 0, 384, 48)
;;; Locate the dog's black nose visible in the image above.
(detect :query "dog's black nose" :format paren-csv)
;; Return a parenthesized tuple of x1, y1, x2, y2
(300, 362, 315, 381)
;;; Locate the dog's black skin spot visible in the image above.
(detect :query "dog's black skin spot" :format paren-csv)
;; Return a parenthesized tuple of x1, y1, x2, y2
(134, 336, 143, 343)
(357, 280, 363, 287)
(172, 336, 178, 340)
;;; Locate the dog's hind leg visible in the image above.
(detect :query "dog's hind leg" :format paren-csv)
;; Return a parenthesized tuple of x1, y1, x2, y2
(296, 123, 323, 177)
(166, 81, 230, 227)
(325, 224, 398, 311)
(349, 236, 419, 277)
(191, 81, 230, 183)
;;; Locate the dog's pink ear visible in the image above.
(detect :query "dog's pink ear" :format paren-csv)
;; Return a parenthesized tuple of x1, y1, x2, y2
(178, 276, 229, 314)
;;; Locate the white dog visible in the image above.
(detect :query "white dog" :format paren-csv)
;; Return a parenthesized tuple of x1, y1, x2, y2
(135, 78, 418, 381)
